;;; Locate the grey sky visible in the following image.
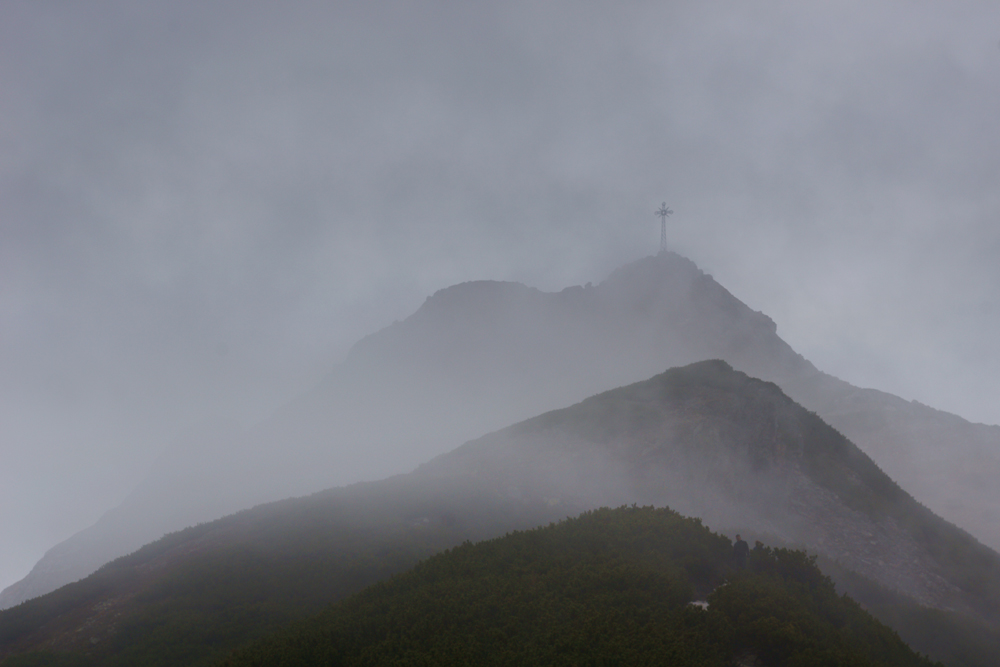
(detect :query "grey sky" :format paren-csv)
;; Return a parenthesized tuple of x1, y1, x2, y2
(2, 0, 999, 592)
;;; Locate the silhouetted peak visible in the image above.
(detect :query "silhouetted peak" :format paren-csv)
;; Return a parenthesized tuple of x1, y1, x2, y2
(414, 280, 543, 320)
(599, 252, 777, 331)
(604, 251, 704, 285)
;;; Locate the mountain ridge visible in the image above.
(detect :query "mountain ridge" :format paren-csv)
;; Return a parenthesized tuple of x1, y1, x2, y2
(1, 361, 996, 665)
(6, 251, 1000, 611)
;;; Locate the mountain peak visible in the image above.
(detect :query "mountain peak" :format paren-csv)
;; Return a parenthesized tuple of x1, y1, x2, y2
(602, 252, 778, 332)
(3, 251, 823, 608)
(22, 250, 1000, 618)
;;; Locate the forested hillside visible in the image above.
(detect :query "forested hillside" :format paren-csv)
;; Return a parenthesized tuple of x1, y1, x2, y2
(220, 506, 940, 667)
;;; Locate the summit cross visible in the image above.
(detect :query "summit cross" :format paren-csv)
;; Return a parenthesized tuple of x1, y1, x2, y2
(655, 203, 673, 253)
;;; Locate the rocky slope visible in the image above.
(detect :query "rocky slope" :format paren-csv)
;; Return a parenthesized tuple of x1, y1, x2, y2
(786, 376, 1000, 557)
(6, 251, 999, 609)
(420, 361, 998, 616)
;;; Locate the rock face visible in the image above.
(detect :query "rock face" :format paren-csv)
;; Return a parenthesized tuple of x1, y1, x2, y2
(784, 377, 1000, 561)
(5, 251, 1000, 609)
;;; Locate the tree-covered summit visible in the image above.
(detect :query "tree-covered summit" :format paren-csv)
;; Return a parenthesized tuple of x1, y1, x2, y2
(221, 506, 940, 667)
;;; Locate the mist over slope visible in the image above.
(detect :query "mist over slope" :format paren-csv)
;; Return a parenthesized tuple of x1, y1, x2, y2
(0, 421, 246, 609)
(1, 361, 996, 666)
(6, 252, 1000, 609)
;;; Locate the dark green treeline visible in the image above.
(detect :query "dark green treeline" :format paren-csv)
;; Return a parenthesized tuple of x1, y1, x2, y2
(220, 506, 939, 667)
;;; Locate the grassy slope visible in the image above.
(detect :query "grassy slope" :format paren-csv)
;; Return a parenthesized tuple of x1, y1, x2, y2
(0, 480, 572, 667)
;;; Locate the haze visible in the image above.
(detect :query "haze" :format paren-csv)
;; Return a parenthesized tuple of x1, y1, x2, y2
(2, 1, 999, 595)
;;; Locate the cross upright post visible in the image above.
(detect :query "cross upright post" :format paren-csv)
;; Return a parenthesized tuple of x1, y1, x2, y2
(655, 203, 673, 253)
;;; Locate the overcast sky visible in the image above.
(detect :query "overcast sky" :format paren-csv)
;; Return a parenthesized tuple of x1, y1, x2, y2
(2, 0, 999, 592)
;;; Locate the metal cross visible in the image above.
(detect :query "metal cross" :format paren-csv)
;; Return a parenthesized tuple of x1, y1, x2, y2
(655, 203, 673, 253)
